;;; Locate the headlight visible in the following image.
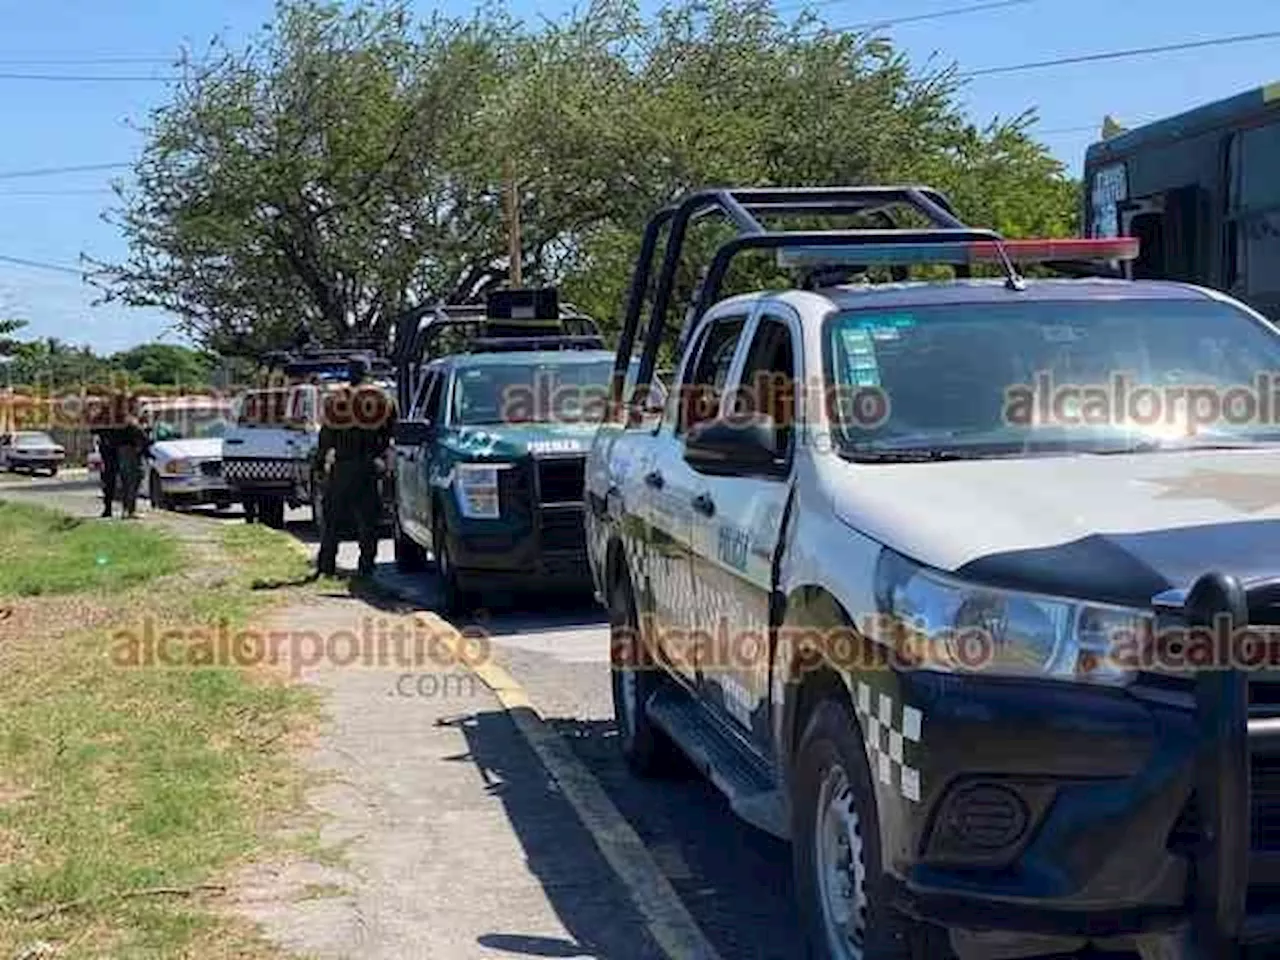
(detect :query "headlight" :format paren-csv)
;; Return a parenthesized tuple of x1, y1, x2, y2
(162, 458, 194, 475)
(454, 464, 506, 519)
(874, 551, 1149, 686)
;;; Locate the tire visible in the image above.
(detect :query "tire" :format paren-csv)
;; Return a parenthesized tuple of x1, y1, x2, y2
(608, 571, 678, 777)
(47, 467, 57, 477)
(394, 510, 427, 572)
(433, 516, 469, 615)
(148, 472, 170, 511)
(792, 699, 953, 960)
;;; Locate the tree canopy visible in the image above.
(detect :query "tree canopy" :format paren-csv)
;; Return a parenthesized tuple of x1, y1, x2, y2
(95, 0, 1080, 357)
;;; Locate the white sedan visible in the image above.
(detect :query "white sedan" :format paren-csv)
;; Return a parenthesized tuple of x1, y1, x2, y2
(0, 431, 66, 475)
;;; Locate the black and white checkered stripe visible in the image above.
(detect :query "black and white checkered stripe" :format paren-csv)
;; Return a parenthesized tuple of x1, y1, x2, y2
(855, 681, 922, 804)
(223, 457, 300, 483)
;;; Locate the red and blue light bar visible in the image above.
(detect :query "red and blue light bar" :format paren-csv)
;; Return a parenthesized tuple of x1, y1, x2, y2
(776, 236, 1140, 269)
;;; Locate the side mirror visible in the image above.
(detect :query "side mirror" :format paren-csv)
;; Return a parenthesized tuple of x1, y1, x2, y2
(395, 419, 434, 447)
(684, 414, 783, 476)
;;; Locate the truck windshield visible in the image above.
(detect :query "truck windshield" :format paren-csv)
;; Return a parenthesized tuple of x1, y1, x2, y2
(147, 406, 234, 440)
(826, 297, 1280, 458)
(236, 388, 312, 427)
(450, 358, 631, 426)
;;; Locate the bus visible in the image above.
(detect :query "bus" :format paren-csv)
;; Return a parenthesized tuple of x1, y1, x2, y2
(1083, 81, 1280, 322)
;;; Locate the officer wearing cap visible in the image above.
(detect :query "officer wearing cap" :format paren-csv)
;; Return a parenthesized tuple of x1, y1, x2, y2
(315, 357, 396, 577)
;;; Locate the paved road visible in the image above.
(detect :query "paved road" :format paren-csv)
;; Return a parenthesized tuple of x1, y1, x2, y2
(0, 473, 1135, 959)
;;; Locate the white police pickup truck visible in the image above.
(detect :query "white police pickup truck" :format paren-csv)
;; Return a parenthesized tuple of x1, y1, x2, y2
(585, 187, 1280, 960)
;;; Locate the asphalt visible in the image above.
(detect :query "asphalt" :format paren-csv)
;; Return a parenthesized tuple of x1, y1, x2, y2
(0, 473, 1142, 960)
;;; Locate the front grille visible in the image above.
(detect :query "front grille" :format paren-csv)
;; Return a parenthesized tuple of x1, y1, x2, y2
(1168, 756, 1280, 852)
(223, 457, 297, 483)
(539, 508, 586, 553)
(1255, 755, 1280, 850)
(536, 457, 585, 504)
(200, 460, 222, 477)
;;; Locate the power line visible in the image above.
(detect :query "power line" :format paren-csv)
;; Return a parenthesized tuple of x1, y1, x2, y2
(0, 253, 85, 276)
(0, 189, 116, 197)
(0, 56, 174, 66)
(961, 28, 1280, 78)
(826, 0, 1036, 31)
(0, 162, 131, 181)
(0, 71, 177, 81)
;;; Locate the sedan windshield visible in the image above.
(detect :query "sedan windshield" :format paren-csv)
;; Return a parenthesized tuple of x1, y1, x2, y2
(451, 357, 643, 426)
(14, 432, 55, 447)
(826, 297, 1280, 458)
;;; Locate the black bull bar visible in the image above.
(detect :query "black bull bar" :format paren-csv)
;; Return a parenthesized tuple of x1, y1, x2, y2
(1153, 571, 1280, 955)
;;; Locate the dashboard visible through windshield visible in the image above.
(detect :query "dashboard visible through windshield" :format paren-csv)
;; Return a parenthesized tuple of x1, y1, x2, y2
(826, 297, 1280, 458)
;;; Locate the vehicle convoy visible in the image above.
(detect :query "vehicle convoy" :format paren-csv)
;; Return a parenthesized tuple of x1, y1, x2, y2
(0, 430, 65, 475)
(390, 288, 660, 611)
(1084, 80, 1280, 323)
(586, 186, 1280, 959)
(138, 395, 236, 511)
(221, 347, 395, 529)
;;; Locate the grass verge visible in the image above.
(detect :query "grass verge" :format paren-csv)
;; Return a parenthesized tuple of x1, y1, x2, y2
(0, 500, 180, 596)
(0, 503, 320, 959)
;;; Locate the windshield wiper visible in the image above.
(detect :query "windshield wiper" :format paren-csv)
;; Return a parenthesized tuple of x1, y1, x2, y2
(1084, 438, 1280, 455)
(838, 446, 973, 463)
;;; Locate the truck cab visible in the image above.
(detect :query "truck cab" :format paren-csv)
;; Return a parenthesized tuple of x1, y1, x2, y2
(587, 186, 1280, 960)
(221, 348, 394, 529)
(390, 288, 657, 612)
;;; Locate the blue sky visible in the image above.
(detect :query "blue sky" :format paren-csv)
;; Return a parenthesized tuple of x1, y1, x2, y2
(0, 0, 1275, 353)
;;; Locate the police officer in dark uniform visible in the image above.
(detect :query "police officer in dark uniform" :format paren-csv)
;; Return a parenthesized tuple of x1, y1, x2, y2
(315, 358, 395, 577)
(90, 390, 131, 518)
(94, 425, 122, 518)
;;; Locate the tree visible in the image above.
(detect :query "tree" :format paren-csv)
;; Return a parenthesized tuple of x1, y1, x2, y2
(94, 0, 515, 357)
(111, 344, 214, 387)
(97, 0, 1080, 356)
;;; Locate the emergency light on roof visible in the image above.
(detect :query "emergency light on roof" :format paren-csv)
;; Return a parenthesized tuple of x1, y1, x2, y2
(775, 236, 1140, 269)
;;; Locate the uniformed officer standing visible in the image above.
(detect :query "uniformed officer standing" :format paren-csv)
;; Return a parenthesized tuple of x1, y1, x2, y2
(90, 391, 132, 518)
(315, 359, 395, 578)
(117, 413, 152, 519)
(93, 424, 122, 518)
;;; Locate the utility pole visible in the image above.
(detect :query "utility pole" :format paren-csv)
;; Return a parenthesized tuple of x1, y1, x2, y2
(505, 162, 522, 288)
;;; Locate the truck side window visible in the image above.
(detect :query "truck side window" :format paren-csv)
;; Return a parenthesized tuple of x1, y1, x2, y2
(678, 316, 746, 435)
(731, 316, 796, 460)
(411, 371, 442, 423)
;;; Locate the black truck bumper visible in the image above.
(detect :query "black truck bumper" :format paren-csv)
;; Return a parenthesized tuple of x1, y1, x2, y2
(882, 572, 1280, 958)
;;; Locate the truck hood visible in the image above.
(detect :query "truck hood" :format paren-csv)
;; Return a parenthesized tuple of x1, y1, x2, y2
(152, 438, 223, 461)
(443, 423, 599, 460)
(826, 447, 1280, 608)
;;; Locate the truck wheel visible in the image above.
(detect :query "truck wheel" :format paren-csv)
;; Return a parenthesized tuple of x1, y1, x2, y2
(394, 510, 426, 572)
(792, 699, 952, 960)
(148, 472, 170, 511)
(608, 573, 677, 777)
(433, 517, 469, 615)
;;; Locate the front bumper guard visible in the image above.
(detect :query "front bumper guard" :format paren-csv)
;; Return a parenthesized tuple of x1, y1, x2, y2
(1152, 571, 1280, 956)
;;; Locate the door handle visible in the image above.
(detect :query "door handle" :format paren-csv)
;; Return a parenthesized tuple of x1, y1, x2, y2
(644, 470, 665, 490)
(692, 493, 715, 517)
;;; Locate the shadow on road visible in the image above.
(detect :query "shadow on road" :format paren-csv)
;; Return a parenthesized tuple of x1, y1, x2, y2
(445, 708, 664, 960)
(549, 717, 803, 960)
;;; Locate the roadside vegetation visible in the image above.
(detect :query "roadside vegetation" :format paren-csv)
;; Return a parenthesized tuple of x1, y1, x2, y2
(0, 501, 179, 596)
(0, 502, 319, 959)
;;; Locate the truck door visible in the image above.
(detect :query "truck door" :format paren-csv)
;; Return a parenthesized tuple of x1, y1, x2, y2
(643, 312, 749, 688)
(398, 369, 442, 539)
(688, 306, 798, 743)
